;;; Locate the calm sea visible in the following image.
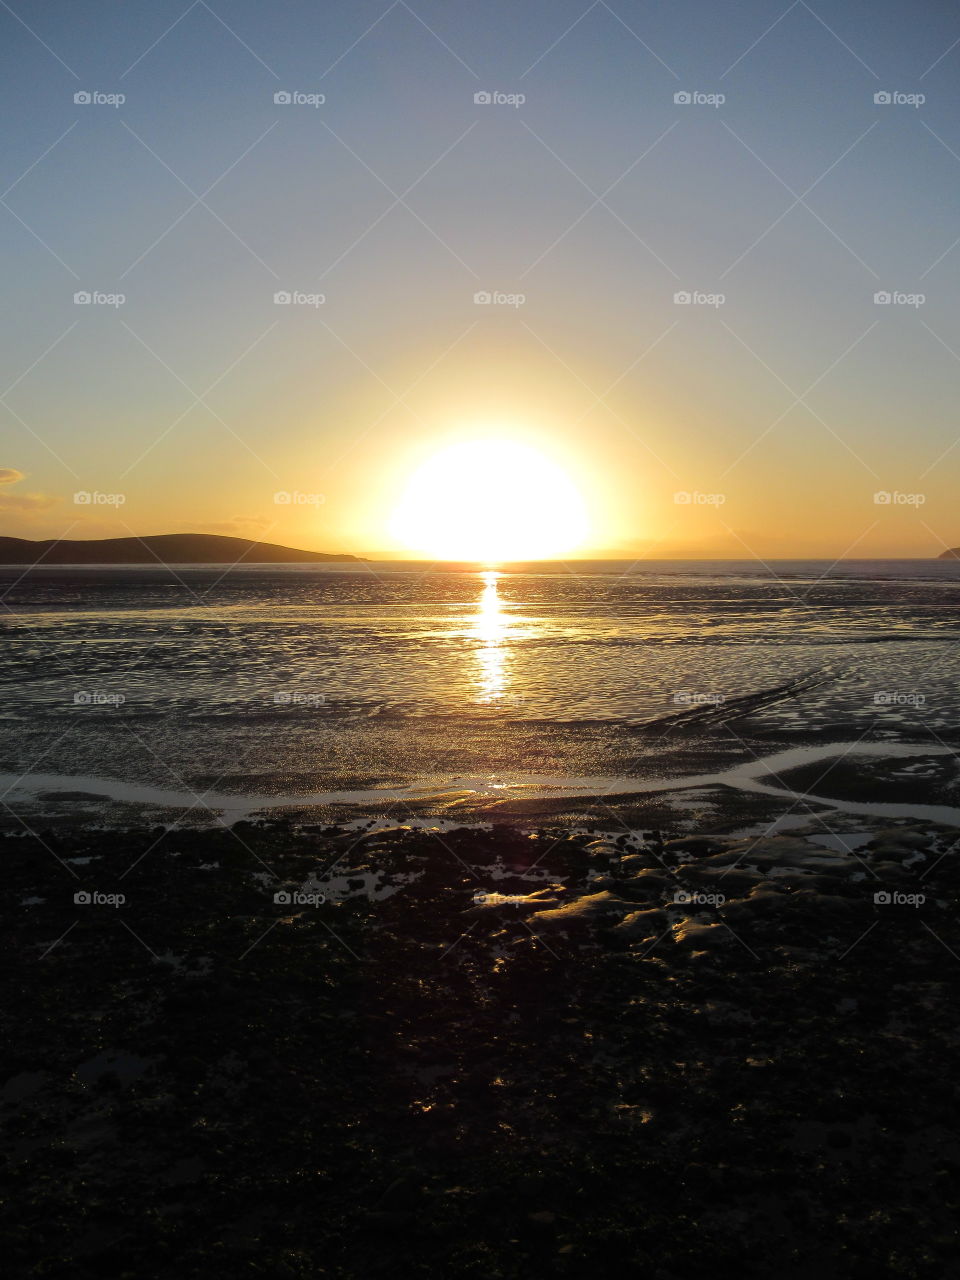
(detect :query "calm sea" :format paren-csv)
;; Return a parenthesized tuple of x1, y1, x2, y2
(2, 559, 959, 797)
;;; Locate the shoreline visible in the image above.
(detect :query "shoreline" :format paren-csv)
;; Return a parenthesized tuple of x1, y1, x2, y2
(4, 739, 959, 830)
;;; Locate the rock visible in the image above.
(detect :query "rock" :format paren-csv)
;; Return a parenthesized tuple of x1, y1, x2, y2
(612, 907, 667, 940)
(622, 868, 678, 893)
(530, 891, 636, 927)
(584, 839, 620, 857)
(720, 887, 793, 924)
(673, 920, 731, 950)
(713, 837, 858, 872)
(468, 888, 562, 913)
(680, 866, 760, 895)
(792, 890, 866, 920)
(869, 828, 930, 849)
(665, 836, 734, 856)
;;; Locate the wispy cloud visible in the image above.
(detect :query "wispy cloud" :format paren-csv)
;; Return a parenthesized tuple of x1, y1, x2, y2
(0, 468, 56, 512)
(181, 516, 270, 536)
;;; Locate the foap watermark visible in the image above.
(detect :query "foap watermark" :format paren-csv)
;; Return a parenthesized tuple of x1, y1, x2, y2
(74, 889, 126, 907)
(273, 691, 325, 707)
(873, 690, 926, 708)
(74, 291, 125, 308)
(674, 90, 725, 108)
(674, 490, 725, 505)
(874, 291, 924, 308)
(674, 290, 725, 307)
(673, 690, 725, 707)
(73, 691, 125, 706)
(496, 692, 528, 707)
(474, 290, 525, 307)
(474, 90, 525, 108)
(473, 890, 527, 905)
(874, 889, 925, 906)
(274, 889, 326, 905)
(674, 889, 725, 906)
(874, 91, 924, 108)
(274, 90, 325, 107)
(873, 490, 925, 506)
(274, 290, 325, 307)
(274, 489, 324, 506)
(74, 490, 126, 506)
(74, 90, 125, 108)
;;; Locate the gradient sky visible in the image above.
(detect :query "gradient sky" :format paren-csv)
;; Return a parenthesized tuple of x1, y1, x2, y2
(2, 0, 960, 557)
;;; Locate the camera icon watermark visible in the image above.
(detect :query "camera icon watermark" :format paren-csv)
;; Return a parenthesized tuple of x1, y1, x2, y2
(272, 691, 325, 706)
(673, 690, 725, 707)
(274, 290, 325, 307)
(874, 889, 925, 906)
(674, 290, 725, 307)
(73, 690, 126, 706)
(873, 291, 924, 307)
(273, 489, 324, 506)
(273, 90, 325, 107)
(474, 90, 525, 107)
(74, 291, 125, 308)
(873, 490, 925, 506)
(873, 690, 926, 708)
(274, 889, 326, 905)
(673, 889, 725, 905)
(73, 490, 126, 506)
(472, 890, 526, 905)
(473, 290, 525, 307)
(673, 490, 726, 505)
(74, 889, 126, 907)
(74, 90, 125, 108)
(674, 90, 725, 107)
(874, 91, 924, 108)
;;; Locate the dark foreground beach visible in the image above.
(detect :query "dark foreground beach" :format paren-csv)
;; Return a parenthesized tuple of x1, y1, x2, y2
(4, 796, 960, 1279)
(5, 562, 960, 1275)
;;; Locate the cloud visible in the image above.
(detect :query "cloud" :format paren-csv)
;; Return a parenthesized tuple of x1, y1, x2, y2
(183, 517, 271, 536)
(0, 468, 56, 512)
(0, 492, 58, 512)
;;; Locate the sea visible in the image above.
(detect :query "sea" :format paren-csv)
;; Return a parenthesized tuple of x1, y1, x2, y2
(2, 559, 960, 821)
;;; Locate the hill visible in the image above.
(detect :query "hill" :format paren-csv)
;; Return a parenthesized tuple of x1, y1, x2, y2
(0, 533, 361, 565)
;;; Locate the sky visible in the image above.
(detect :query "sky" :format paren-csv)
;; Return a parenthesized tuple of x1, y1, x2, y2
(2, 0, 960, 559)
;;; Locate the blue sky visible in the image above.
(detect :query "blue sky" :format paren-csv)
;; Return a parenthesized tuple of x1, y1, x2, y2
(2, 0, 960, 556)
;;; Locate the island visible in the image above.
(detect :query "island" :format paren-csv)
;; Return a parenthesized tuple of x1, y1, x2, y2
(0, 534, 362, 565)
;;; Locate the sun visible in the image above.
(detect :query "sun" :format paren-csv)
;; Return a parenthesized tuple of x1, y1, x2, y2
(389, 439, 590, 561)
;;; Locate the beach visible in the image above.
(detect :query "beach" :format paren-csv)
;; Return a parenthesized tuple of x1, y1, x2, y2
(4, 561, 960, 1277)
(5, 808, 959, 1278)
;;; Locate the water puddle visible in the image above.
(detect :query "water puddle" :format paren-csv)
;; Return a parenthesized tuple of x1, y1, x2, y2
(2, 741, 958, 826)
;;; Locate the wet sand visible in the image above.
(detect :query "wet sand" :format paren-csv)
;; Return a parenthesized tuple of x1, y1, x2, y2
(4, 803, 960, 1278)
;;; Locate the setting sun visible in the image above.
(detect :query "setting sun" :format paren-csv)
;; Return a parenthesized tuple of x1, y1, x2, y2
(388, 439, 590, 561)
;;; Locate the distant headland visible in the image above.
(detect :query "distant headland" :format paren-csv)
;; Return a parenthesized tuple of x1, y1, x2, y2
(938, 548, 960, 559)
(0, 534, 362, 565)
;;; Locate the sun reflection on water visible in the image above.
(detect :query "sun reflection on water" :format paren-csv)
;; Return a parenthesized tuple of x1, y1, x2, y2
(474, 570, 508, 702)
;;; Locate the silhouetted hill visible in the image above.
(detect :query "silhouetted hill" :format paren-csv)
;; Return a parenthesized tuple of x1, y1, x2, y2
(938, 548, 960, 559)
(0, 534, 361, 565)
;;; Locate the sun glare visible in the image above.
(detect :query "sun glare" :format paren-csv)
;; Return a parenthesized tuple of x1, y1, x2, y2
(389, 439, 590, 561)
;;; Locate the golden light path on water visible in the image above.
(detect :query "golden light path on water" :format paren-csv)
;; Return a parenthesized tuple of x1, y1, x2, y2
(473, 570, 508, 702)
